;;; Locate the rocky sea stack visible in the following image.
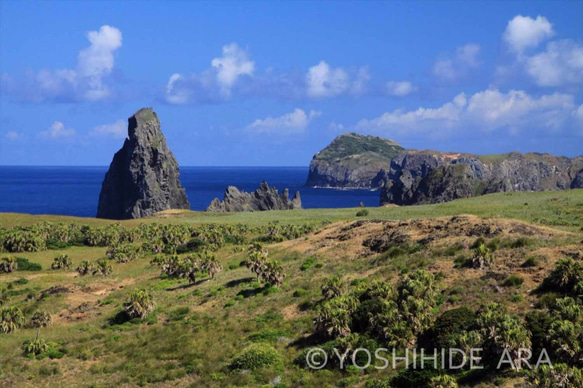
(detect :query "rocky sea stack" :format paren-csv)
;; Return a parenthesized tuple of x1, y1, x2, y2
(206, 181, 301, 212)
(96, 108, 190, 219)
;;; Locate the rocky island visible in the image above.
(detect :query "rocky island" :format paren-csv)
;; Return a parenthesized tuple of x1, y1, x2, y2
(378, 150, 583, 206)
(96, 107, 190, 219)
(206, 181, 301, 212)
(305, 133, 404, 189)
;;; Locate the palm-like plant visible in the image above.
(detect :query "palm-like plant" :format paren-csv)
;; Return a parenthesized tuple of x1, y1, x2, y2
(200, 251, 222, 280)
(29, 311, 53, 328)
(246, 251, 267, 281)
(51, 254, 72, 270)
(1, 306, 25, 333)
(124, 289, 154, 319)
(321, 275, 344, 300)
(471, 243, 493, 269)
(261, 260, 285, 287)
(92, 259, 113, 276)
(77, 261, 94, 276)
(0, 256, 17, 273)
(22, 330, 48, 356)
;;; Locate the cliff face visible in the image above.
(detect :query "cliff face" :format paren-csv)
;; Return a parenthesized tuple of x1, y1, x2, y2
(96, 108, 190, 219)
(306, 133, 404, 189)
(379, 151, 583, 206)
(206, 181, 301, 212)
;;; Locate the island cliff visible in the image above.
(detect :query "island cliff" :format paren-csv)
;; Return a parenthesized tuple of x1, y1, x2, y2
(206, 181, 301, 212)
(305, 133, 404, 189)
(96, 108, 190, 219)
(378, 150, 583, 206)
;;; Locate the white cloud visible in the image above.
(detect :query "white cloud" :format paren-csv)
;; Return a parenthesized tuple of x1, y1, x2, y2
(39, 122, 76, 139)
(306, 61, 368, 98)
(0, 25, 122, 102)
(386, 81, 416, 96)
(525, 40, 583, 87)
(433, 44, 481, 81)
(211, 43, 255, 95)
(91, 119, 127, 139)
(246, 108, 321, 135)
(503, 15, 554, 54)
(77, 25, 123, 100)
(4, 131, 23, 141)
(356, 88, 578, 134)
(306, 61, 349, 98)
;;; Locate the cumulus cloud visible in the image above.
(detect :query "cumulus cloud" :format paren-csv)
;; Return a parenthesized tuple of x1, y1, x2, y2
(306, 61, 368, 98)
(0, 25, 122, 102)
(245, 108, 321, 135)
(166, 49, 371, 104)
(525, 40, 583, 87)
(386, 81, 416, 97)
(356, 88, 578, 134)
(433, 44, 481, 81)
(38, 122, 76, 139)
(165, 43, 255, 104)
(211, 43, 255, 95)
(91, 119, 127, 139)
(503, 15, 554, 54)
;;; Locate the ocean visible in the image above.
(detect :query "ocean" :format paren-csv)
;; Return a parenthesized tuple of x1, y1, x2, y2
(0, 166, 380, 217)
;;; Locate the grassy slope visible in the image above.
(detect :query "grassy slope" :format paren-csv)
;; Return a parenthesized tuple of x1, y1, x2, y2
(0, 189, 582, 387)
(2, 189, 582, 230)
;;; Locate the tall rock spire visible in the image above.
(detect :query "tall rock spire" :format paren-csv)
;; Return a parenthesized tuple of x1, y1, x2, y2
(96, 107, 190, 219)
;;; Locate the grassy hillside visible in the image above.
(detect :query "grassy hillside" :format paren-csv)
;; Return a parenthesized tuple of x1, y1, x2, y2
(0, 190, 582, 387)
(313, 133, 403, 162)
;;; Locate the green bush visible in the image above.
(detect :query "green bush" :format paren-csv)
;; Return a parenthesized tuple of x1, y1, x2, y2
(293, 289, 309, 298)
(15, 257, 42, 271)
(522, 256, 540, 268)
(229, 343, 282, 370)
(300, 257, 316, 271)
(503, 275, 524, 287)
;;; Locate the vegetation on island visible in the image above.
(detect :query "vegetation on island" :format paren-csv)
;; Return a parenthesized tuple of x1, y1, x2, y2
(0, 189, 582, 387)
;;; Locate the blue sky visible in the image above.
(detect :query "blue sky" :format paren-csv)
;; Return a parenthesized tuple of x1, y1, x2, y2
(0, 0, 582, 166)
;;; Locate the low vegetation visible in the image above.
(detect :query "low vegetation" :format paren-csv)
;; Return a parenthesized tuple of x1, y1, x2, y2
(0, 190, 581, 387)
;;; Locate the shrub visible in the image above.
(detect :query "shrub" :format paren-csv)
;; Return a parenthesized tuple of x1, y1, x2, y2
(420, 306, 476, 349)
(123, 289, 154, 319)
(356, 209, 369, 217)
(1, 306, 25, 333)
(540, 258, 583, 295)
(503, 275, 524, 287)
(521, 256, 540, 268)
(23, 333, 49, 356)
(0, 256, 17, 272)
(51, 254, 72, 270)
(293, 289, 309, 298)
(29, 311, 53, 328)
(300, 257, 316, 271)
(229, 343, 282, 370)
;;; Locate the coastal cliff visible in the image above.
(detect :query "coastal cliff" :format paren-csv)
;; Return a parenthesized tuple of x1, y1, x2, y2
(305, 133, 404, 189)
(379, 150, 583, 206)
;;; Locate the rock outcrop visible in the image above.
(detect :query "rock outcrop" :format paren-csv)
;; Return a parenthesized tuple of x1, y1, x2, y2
(306, 133, 404, 189)
(206, 181, 301, 212)
(379, 150, 583, 206)
(96, 108, 190, 219)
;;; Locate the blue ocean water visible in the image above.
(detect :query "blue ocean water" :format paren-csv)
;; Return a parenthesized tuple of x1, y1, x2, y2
(0, 166, 380, 217)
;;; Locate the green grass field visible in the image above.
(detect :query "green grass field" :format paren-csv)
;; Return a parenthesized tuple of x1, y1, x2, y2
(0, 190, 582, 387)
